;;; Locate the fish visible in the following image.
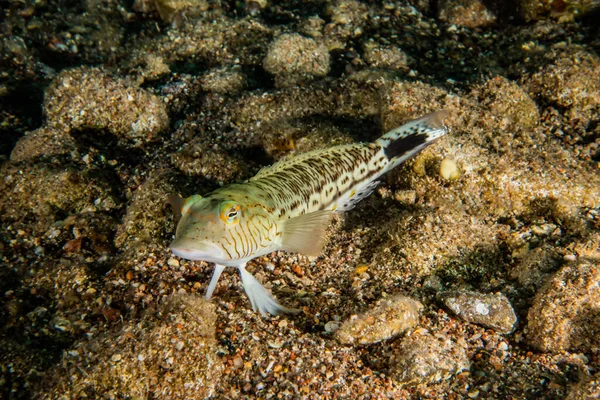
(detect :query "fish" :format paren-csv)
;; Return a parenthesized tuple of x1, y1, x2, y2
(170, 110, 449, 315)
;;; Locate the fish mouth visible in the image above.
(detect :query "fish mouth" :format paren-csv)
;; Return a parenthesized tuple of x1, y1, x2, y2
(169, 238, 224, 261)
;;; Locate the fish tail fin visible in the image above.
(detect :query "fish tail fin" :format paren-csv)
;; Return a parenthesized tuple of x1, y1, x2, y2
(238, 265, 300, 316)
(375, 110, 449, 170)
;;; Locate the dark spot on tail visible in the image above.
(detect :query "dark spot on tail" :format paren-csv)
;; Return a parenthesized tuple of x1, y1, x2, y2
(383, 132, 428, 159)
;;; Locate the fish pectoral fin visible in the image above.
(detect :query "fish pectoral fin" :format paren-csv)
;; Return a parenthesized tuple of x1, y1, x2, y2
(167, 194, 185, 219)
(239, 265, 300, 316)
(280, 210, 333, 256)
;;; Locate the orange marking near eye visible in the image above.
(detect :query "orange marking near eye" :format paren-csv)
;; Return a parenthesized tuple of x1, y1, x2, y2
(220, 204, 241, 224)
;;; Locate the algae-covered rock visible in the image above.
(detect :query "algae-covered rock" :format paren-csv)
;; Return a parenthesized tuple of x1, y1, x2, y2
(440, 290, 518, 334)
(44, 66, 169, 142)
(115, 170, 177, 252)
(133, 0, 209, 24)
(520, 0, 600, 21)
(200, 66, 246, 94)
(41, 294, 222, 399)
(438, 0, 496, 28)
(335, 295, 423, 345)
(0, 163, 117, 231)
(171, 142, 247, 183)
(523, 47, 600, 122)
(380, 81, 452, 132)
(389, 330, 470, 385)
(10, 127, 77, 162)
(323, 0, 369, 50)
(263, 33, 330, 88)
(565, 371, 600, 400)
(527, 257, 600, 353)
(362, 40, 411, 72)
(469, 75, 539, 132)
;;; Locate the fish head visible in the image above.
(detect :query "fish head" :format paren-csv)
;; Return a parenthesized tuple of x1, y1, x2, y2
(169, 194, 269, 264)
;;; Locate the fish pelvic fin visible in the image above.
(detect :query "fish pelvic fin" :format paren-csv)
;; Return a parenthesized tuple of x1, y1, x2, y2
(239, 264, 300, 316)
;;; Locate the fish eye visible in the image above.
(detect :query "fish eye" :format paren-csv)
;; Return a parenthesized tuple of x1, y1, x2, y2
(220, 201, 241, 224)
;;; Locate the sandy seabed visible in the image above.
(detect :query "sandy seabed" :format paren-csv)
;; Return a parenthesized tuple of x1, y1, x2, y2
(1, 0, 599, 398)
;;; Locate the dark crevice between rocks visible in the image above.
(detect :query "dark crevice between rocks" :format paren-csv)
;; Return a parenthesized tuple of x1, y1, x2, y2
(437, 243, 513, 290)
(241, 63, 276, 91)
(70, 128, 151, 168)
(295, 114, 382, 142)
(258, 0, 326, 25)
(0, 83, 46, 158)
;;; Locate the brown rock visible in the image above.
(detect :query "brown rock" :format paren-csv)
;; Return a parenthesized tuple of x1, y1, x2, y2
(440, 290, 518, 334)
(390, 330, 470, 384)
(522, 47, 600, 122)
(41, 294, 222, 399)
(263, 33, 330, 88)
(335, 295, 423, 345)
(10, 127, 76, 162)
(115, 170, 177, 252)
(470, 75, 539, 132)
(527, 259, 600, 353)
(438, 0, 496, 28)
(44, 66, 169, 142)
(565, 371, 600, 400)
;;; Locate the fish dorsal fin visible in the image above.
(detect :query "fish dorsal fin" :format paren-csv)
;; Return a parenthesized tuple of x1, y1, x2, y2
(280, 210, 333, 256)
(251, 147, 350, 180)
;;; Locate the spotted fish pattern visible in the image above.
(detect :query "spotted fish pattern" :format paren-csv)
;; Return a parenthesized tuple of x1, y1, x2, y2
(170, 111, 449, 315)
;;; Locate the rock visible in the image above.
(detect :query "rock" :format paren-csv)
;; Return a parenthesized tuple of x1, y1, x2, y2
(522, 47, 600, 122)
(323, 0, 368, 50)
(114, 170, 177, 252)
(0, 163, 116, 232)
(362, 40, 410, 72)
(390, 330, 470, 384)
(200, 66, 246, 94)
(42, 294, 222, 399)
(10, 127, 76, 162)
(133, 0, 209, 24)
(440, 290, 518, 334)
(565, 371, 600, 400)
(335, 295, 423, 345)
(44, 66, 169, 142)
(438, 0, 496, 28)
(508, 244, 560, 289)
(170, 142, 247, 183)
(527, 260, 600, 353)
(470, 75, 539, 132)
(519, 0, 600, 21)
(380, 81, 451, 132)
(263, 33, 330, 88)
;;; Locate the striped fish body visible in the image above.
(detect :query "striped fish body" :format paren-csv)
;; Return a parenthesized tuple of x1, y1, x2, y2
(170, 111, 449, 315)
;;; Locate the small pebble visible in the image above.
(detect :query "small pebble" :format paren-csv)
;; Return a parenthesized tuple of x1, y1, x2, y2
(233, 356, 244, 369)
(324, 321, 342, 333)
(439, 158, 460, 180)
(268, 340, 284, 349)
(111, 354, 122, 362)
(167, 257, 180, 268)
